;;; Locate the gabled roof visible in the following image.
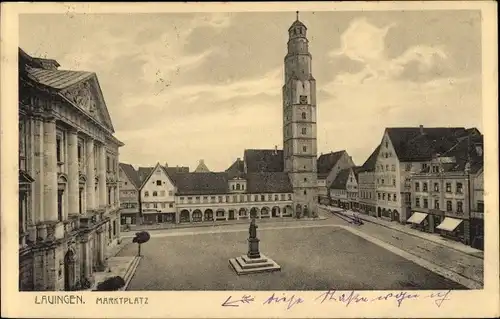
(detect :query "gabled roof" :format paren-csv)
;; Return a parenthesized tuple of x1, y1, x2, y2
(329, 168, 352, 190)
(19, 48, 116, 133)
(137, 166, 154, 188)
(165, 166, 189, 175)
(246, 172, 293, 194)
(317, 150, 345, 178)
(386, 127, 471, 162)
(119, 163, 141, 189)
(169, 172, 229, 195)
(440, 134, 484, 173)
(244, 149, 284, 173)
(359, 145, 381, 173)
(194, 160, 211, 173)
(226, 158, 245, 178)
(26, 68, 94, 90)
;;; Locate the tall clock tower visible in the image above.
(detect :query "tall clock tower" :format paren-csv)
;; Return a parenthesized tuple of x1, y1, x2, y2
(283, 12, 318, 216)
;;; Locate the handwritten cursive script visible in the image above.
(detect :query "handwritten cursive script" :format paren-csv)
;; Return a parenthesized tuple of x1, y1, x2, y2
(262, 293, 305, 310)
(315, 289, 452, 308)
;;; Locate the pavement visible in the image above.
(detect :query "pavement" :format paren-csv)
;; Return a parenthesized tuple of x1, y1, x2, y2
(106, 206, 484, 290)
(318, 205, 484, 286)
(320, 205, 483, 257)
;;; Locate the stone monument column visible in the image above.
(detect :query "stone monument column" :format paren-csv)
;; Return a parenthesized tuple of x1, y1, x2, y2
(43, 115, 58, 222)
(67, 128, 79, 217)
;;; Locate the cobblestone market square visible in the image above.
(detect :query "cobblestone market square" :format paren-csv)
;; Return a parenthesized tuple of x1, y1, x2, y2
(119, 224, 466, 291)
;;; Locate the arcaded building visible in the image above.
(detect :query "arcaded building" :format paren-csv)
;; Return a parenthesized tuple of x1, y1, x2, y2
(18, 48, 124, 291)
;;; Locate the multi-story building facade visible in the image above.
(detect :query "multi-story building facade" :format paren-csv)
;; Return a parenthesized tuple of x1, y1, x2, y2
(357, 145, 380, 216)
(118, 163, 141, 226)
(282, 13, 318, 217)
(408, 134, 483, 246)
(139, 163, 177, 224)
(374, 126, 480, 223)
(329, 167, 360, 209)
(18, 48, 123, 291)
(470, 166, 484, 250)
(316, 150, 355, 204)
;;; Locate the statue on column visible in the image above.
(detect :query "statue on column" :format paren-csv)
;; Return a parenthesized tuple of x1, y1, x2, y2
(249, 218, 258, 239)
(247, 218, 261, 259)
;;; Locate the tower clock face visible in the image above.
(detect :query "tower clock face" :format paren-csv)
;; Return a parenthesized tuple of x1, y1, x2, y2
(300, 95, 308, 104)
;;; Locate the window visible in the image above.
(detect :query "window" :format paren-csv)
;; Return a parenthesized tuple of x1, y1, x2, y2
(387, 194, 391, 201)
(304, 178, 308, 182)
(434, 183, 439, 192)
(233, 195, 237, 202)
(391, 164, 395, 171)
(422, 163, 428, 170)
(236, 184, 240, 190)
(106, 156, 110, 171)
(288, 194, 292, 200)
(423, 198, 428, 208)
(300, 95, 308, 104)
(385, 165, 389, 171)
(56, 136, 62, 163)
(281, 194, 285, 201)
(161, 203, 166, 208)
(446, 183, 451, 192)
(432, 166, 439, 173)
(392, 179, 396, 186)
(145, 203, 150, 208)
(405, 163, 411, 171)
(275, 195, 279, 201)
(456, 183, 463, 194)
(378, 193, 381, 200)
(434, 200, 440, 210)
(226, 196, 230, 202)
(156, 180, 162, 186)
(261, 195, 265, 201)
(301, 112, 306, 119)
(144, 191, 149, 197)
(210, 196, 216, 202)
(382, 193, 386, 200)
(302, 128, 307, 134)
(446, 201, 452, 211)
(169, 203, 173, 208)
(423, 183, 428, 192)
(169, 191, 173, 196)
(381, 179, 385, 185)
(153, 203, 158, 208)
(477, 202, 484, 212)
(218, 196, 223, 203)
(254, 195, 259, 201)
(232, 184, 235, 190)
(302, 146, 307, 152)
(415, 198, 420, 207)
(160, 191, 165, 196)
(268, 194, 272, 201)
(457, 201, 463, 213)
(393, 194, 397, 201)
(304, 190, 307, 195)
(153, 191, 158, 197)
(242, 184, 245, 190)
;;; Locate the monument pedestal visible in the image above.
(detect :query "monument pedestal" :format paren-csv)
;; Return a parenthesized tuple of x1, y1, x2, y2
(229, 254, 281, 275)
(230, 218, 281, 275)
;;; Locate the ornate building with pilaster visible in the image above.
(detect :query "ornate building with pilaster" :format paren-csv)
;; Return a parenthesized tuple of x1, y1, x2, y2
(282, 13, 318, 217)
(18, 48, 124, 291)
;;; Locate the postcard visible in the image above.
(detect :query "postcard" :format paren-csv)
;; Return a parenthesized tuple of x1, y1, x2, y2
(1, 1, 498, 318)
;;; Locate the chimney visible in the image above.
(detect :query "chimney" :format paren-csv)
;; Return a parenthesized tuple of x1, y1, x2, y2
(419, 125, 424, 134)
(199, 159, 204, 165)
(164, 162, 169, 168)
(237, 157, 241, 161)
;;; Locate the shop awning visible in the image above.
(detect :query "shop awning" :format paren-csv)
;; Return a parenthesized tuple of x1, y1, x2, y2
(436, 217, 463, 232)
(407, 212, 428, 224)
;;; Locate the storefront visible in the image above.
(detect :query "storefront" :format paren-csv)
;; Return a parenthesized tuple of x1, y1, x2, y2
(407, 211, 430, 232)
(436, 217, 467, 244)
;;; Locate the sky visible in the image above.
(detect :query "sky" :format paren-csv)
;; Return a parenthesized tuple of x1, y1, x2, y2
(19, 10, 483, 171)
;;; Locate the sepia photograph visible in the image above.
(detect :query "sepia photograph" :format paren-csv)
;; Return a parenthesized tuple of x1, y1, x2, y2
(1, 1, 498, 318)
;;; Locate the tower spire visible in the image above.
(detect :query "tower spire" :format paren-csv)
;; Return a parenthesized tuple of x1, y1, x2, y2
(296, 11, 299, 21)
